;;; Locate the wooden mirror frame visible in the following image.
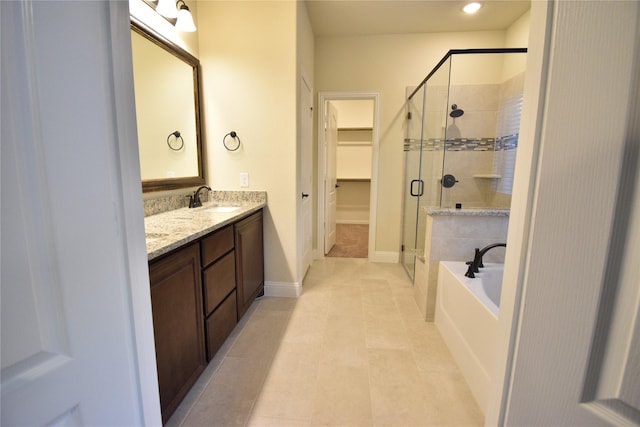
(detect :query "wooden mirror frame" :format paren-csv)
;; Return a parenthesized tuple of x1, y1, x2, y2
(131, 18, 205, 192)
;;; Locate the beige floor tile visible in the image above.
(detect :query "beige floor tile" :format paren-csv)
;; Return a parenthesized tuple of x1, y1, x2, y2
(321, 312, 368, 368)
(268, 342, 321, 382)
(246, 415, 311, 427)
(181, 356, 271, 427)
(172, 258, 486, 427)
(310, 363, 373, 426)
(282, 307, 329, 345)
(258, 296, 298, 312)
(368, 348, 440, 426)
(226, 307, 291, 358)
(364, 309, 412, 350)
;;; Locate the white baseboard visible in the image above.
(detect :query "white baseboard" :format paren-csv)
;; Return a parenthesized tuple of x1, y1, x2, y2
(264, 281, 302, 298)
(370, 251, 399, 263)
(336, 219, 370, 225)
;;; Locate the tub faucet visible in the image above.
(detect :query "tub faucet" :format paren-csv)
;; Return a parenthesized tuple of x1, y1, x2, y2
(464, 243, 506, 278)
(187, 185, 211, 208)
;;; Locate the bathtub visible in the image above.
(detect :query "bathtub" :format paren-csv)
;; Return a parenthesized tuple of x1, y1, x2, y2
(434, 261, 503, 414)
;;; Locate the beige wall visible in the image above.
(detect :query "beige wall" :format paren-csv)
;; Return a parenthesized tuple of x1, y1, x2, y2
(503, 10, 530, 80)
(198, 1, 299, 285)
(315, 30, 507, 254)
(336, 181, 371, 224)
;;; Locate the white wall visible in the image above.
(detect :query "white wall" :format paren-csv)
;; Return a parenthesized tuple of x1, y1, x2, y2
(332, 99, 374, 128)
(198, 1, 299, 285)
(315, 30, 507, 255)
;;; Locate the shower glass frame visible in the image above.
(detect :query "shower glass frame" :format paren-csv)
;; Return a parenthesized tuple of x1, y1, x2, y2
(401, 48, 527, 281)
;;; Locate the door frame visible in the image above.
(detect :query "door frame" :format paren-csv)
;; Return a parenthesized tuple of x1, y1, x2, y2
(316, 92, 380, 260)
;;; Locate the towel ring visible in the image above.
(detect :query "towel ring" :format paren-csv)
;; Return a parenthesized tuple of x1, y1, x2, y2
(167, 131, 184, 151)
(223, 131, 241, 151)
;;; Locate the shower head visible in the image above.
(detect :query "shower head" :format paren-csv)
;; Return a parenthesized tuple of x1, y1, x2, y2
(450, 104, 464, 118)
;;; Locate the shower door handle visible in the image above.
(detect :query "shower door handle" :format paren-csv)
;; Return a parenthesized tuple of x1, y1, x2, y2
(410, 179, 424, 197)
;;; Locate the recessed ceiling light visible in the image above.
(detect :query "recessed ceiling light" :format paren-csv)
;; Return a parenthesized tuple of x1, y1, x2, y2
(463, 2, 482, 14)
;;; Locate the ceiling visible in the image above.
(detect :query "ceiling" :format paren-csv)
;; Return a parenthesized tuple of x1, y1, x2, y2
(304, 0, 531, 37)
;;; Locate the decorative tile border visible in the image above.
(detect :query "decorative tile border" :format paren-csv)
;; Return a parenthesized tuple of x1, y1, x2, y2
(404, 134, 519, 152)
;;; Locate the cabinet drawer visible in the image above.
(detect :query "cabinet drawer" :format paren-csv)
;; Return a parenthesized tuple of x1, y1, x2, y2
(205, 290, 238, 361)
(203, 251, 236, 316)
(201, 225, 234, 267)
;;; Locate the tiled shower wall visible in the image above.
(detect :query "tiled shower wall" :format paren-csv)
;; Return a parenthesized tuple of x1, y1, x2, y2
(425, 71, 525, 209)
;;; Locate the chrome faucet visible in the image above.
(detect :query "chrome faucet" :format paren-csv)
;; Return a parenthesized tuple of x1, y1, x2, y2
(187, 185, 211, 208)
(464, 243, 506, 278)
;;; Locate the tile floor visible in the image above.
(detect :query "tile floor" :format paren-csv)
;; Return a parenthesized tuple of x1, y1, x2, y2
(167, 258, 483, 427)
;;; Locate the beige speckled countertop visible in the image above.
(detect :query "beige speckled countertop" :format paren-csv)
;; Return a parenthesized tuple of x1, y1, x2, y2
(426, 207, 510, 217)
(145, 201, 266, 261)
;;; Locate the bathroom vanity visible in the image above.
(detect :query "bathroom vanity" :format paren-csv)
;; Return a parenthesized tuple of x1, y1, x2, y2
(145, 199, 265, 423)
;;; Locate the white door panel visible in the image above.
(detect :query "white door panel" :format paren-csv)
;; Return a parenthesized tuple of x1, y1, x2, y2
(1, 1, 158, 424)
(503, 1, 640, 424)
(300, 74, 313, 276)
(324, 102, 338, 254)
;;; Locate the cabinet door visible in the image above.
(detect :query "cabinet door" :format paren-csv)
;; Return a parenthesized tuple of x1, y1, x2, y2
(234, 210, 264, 319)
(149, 244, 205, 424)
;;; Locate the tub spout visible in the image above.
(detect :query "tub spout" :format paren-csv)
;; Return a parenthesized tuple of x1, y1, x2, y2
(464, 243, 506, 278)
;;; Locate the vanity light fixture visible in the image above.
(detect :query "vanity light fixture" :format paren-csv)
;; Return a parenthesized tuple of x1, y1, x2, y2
(463, 2, 482, 14)
(150, 0, 196, 32)
(175, 0, 197, 33)
(156, 0, 178, 19)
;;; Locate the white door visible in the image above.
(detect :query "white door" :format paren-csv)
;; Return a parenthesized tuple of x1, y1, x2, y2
(300, 74, 313, 276)
(501, 1, 640, 424)
(1, 1, 160, 425)
(324, 102, 338, 254)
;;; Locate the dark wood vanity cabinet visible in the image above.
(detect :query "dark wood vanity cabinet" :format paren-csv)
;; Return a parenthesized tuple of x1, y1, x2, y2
(148, 208, 264, 423)
(148, 243, 205, 424)
(234, 210, 265, 319)
(200, 226, 238, 361)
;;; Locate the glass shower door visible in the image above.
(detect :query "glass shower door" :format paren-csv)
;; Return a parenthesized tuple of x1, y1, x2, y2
(401, 86, 425, 280)
(402, 57, 451, 281)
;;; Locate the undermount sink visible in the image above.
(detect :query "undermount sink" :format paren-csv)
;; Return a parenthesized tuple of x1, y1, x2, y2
(205, 206, 240, 213)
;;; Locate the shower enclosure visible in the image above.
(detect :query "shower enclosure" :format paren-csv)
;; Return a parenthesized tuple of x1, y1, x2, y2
(402, 48, 527, 280)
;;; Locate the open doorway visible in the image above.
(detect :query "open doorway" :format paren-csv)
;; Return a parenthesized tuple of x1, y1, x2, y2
(317, 93, 379, 260)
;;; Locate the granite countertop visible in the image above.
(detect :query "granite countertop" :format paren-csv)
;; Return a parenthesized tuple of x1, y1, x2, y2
(426, 207, 510, 217)
(145, 200, 266, 261)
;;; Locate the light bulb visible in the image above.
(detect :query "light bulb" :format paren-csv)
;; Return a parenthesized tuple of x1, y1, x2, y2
(463, 2, 482, 14)
(156, 0, 178, 18)
(176, 3, 196, 32)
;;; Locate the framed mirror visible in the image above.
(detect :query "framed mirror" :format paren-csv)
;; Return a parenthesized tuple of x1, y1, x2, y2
(130, 19, 205, 192)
